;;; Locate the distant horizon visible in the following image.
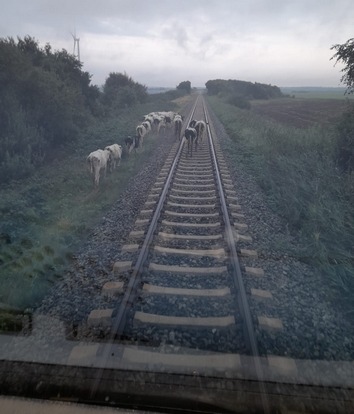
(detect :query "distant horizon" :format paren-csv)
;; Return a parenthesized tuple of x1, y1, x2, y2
(146, 85, 347, 90)
(280, 86, 346, 89)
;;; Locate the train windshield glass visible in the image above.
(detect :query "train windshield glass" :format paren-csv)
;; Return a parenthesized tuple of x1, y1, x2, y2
(0, 1, 354, 413)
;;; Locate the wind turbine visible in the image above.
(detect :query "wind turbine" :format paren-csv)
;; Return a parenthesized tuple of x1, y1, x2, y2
(71, 29, 80, 62)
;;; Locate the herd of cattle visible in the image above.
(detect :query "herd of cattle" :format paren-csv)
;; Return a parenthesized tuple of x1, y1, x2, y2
(86, 110, 207, 188)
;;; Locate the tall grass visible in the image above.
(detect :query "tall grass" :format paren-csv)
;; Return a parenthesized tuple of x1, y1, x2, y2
(0, 99, 183, 311)
(207, 96, 354, 310)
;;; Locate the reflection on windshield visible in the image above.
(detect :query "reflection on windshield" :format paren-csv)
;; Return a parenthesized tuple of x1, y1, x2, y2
(1, 12, 354, 414)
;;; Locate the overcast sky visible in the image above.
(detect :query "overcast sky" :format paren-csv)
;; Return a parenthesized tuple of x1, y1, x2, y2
(1, 0, 353, 88)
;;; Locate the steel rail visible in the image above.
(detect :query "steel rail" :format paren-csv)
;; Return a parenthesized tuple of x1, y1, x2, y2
(112, 95, 200, 337)
(202, 96, 270, 414)
(90, 95, 200, 399)
(203, 102, 257, 355)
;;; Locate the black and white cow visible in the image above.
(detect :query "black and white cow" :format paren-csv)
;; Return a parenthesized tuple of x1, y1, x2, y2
(184, 127, 198, 157)
(189, 119, 206, 145)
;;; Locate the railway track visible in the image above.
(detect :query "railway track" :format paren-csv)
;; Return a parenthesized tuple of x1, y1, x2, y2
(3, 94, 353, 414)
(82, 95, 271, 373)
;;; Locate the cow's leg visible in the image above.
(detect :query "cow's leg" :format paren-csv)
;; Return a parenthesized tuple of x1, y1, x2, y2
(94, 170, 99, 187)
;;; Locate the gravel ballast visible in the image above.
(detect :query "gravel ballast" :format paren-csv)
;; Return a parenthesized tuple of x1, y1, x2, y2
(31, 96, 354, 362)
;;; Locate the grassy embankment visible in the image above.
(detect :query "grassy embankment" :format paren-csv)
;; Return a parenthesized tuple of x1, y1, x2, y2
(0, 97, 189, 323)
(207, 95, 354, 311)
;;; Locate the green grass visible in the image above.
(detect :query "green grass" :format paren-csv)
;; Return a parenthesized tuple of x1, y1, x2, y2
(0, 100, 182, 312)
(207, 95, 354, 311)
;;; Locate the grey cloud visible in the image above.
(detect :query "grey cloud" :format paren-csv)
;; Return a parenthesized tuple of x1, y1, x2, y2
(171, 24, 189, 50)
(1, 0, 354, 87)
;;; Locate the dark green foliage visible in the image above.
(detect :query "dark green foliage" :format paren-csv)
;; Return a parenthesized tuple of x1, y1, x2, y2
(101, 72, 148, 112)
(205, 79, 284, 100)
(331, 38, 354, 94)
(0, 36, 101, 183)
(0, 35, 163, 186)
(176, 80, 191, 94)
(0, 37, 149, 185)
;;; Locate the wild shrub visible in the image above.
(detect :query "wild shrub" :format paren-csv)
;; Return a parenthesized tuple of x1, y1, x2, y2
(176, 80, 191, 94)
(0, 36, 99, 184)
(0, 94, 46, 182)
(101, 72, 148, 112)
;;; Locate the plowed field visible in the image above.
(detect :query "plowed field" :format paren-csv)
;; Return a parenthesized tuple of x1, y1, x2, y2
(251, 98, 351, 128)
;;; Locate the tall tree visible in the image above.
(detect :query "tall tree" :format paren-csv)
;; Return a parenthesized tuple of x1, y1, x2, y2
(331, 38, 354, 172)
(0, 36, 98, 183)
(102, 72, 147, 108)
(331, 38, 354, 94)
(176, 80, 191, 94)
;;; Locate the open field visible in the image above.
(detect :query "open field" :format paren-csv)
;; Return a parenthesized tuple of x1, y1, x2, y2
(207, 95, 354, 311)
(280, 87, 354, 99)
(251, 97, 352, 128)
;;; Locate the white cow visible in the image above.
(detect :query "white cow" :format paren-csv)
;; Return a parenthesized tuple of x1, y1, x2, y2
(87, 149, 111, 187)
(173, 114, 183, 140)
(142, 121, 151, 136)
(105, 144, 123, 172)
(136, 124, 147, 145)
(157, 118, 167, 135)
(194, 120, 207, 145)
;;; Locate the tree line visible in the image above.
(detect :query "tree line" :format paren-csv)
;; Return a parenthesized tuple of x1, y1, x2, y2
(0, 36, 195, 185)
(3, 33, 354, 184)
(0, 36, 152, 184)
(205, 78, 284, 109)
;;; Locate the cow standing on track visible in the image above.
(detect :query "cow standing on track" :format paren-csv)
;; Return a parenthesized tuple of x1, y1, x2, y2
(174, 115, 183, 140)
(189, 119, 206, 146)
(184, 127, 198, 157)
